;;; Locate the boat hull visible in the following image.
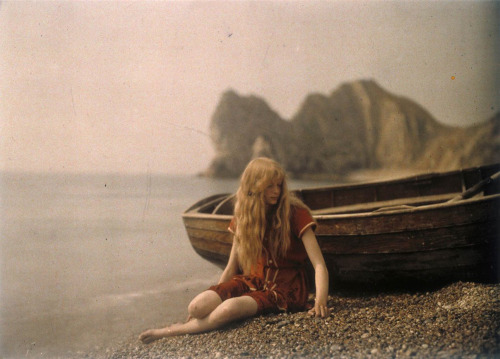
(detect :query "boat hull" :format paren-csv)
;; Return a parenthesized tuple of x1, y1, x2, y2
(182, 165, 500, 288)
(183, 196, 499, 287)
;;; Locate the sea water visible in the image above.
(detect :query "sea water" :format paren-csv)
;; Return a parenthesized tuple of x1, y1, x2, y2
(0, 172, 329, 358)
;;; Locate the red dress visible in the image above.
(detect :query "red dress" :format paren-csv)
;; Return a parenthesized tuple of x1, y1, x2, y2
(209, 206, 316, 314)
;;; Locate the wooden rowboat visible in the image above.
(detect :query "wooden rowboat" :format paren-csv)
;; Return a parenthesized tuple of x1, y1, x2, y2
(182, 164, 500, 288)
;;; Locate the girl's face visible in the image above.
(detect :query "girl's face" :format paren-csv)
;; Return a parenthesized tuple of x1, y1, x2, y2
(264, 179, 282, 206)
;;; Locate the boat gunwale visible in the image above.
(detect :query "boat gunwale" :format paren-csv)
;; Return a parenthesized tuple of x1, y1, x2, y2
(183, 193, 231, 213)
(182, 193, 500, 221)
(313, 193, 500, 219)
(182, 212, 233, 220)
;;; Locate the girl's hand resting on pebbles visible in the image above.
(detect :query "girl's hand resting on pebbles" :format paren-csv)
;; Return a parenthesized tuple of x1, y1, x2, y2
(308, 301, 331, 318)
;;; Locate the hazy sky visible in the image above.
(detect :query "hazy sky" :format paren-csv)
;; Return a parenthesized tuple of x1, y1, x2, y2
(1, 0, 498, 175)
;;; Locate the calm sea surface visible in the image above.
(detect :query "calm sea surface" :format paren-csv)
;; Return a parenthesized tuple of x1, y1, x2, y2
(0, 172, 329, 358)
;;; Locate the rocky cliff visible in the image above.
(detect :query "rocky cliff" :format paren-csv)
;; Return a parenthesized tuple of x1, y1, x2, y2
(204, 80, 499, 179)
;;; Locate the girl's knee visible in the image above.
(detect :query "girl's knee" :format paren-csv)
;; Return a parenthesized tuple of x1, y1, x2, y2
(211, 297, 258, 325)
(188, 290, 221, 319)
(187, 299, 201, 318)
(211, 301, 237, 326)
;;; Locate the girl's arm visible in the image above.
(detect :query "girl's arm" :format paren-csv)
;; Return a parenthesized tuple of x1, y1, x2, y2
(218, 236, 240, 284)
(302, 227, 330, 318)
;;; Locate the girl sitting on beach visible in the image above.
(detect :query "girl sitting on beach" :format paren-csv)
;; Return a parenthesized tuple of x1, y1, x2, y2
(139, 157, 330, 343)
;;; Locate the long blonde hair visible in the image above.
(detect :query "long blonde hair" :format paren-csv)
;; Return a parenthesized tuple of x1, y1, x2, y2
(234, 157, 304, 273)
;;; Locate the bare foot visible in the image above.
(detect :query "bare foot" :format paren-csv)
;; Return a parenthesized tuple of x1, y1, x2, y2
(139, 329, 168, 344)
(139, 323, 184, 344)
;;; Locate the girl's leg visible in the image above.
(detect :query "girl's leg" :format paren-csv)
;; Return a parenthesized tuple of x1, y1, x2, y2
(187, 290, 222, 319)
(139, 296, 258, 344)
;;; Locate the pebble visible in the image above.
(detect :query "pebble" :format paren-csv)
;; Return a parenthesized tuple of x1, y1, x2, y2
(94, 281, 499, 359)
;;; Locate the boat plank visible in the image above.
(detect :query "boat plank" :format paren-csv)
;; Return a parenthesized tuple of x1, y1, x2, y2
(324, 245, 498, 284)
(315, 196, 500, 235)
(189, 235, 231, 257)
(183, 217, 231, 232)
(318, 220, 499, 254)
(186, 228, 232, 245)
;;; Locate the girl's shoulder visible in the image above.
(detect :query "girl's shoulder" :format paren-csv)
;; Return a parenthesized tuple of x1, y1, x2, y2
(290, 204, 314, 222)
(290, 201, 316, 238)
(290, 196, 313, 216)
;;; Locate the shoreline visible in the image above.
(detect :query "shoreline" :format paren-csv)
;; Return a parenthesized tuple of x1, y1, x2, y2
(99, 281, 499, 358)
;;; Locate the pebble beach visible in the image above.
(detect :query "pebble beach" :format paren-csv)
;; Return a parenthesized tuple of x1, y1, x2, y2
(101, 281, 499, 359)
